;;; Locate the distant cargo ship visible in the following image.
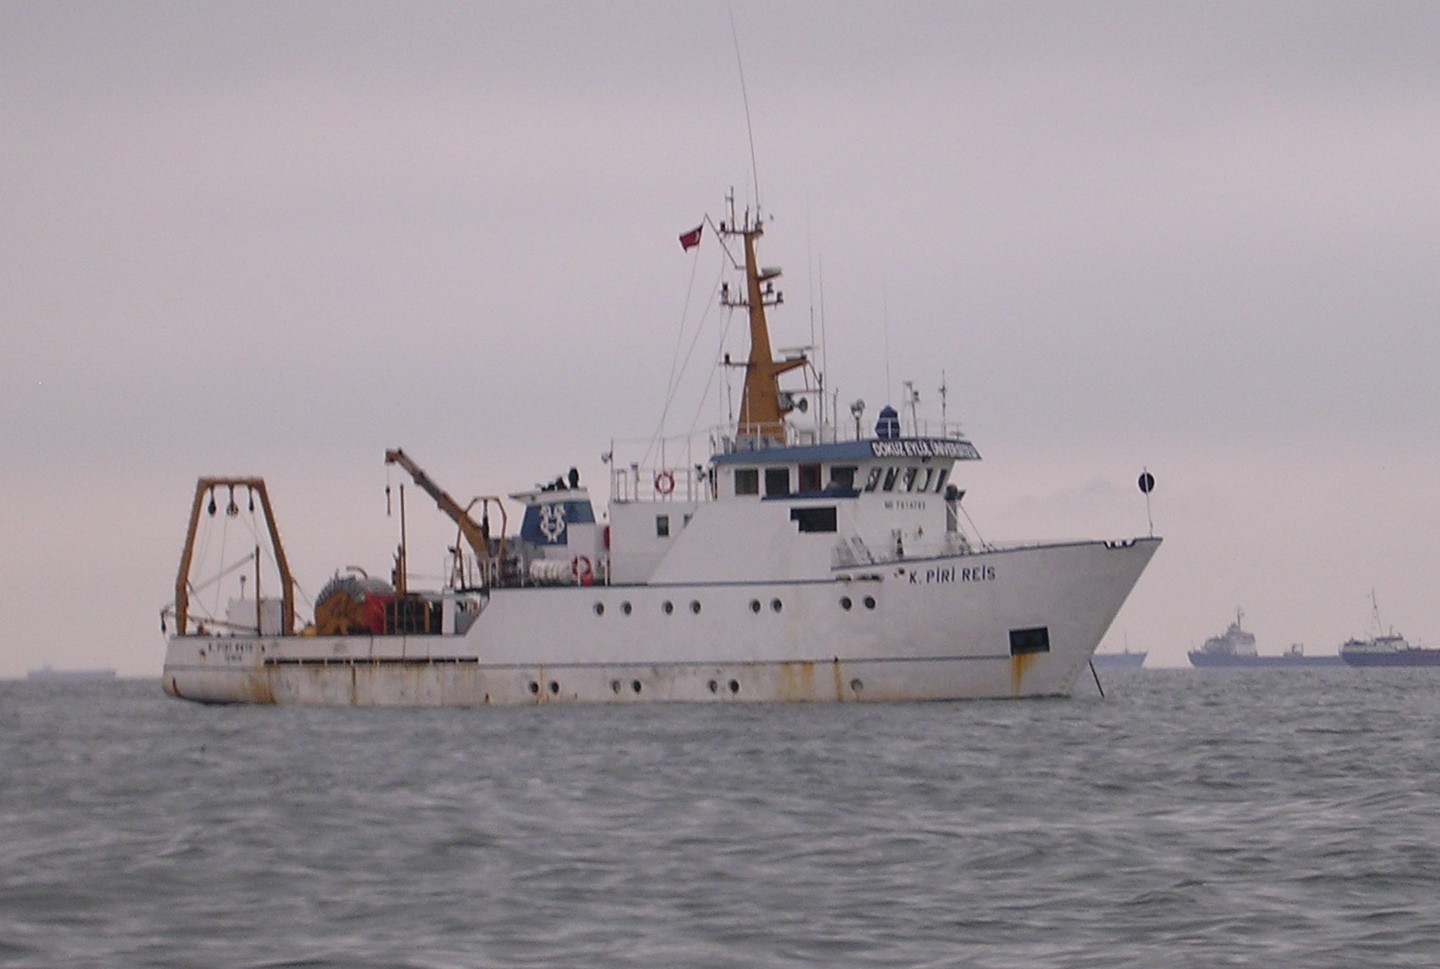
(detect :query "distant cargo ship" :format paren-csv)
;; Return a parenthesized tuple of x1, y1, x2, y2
(26, 666, 118, 681)
(1187, 609, 1344, 668)
(1090, 649, 1146, 669)
(1340, 594, 1438, 667)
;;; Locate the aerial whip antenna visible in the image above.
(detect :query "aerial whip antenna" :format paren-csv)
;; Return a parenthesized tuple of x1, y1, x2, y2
(728, 6, 761, 212)
(883, 288, 892, 405)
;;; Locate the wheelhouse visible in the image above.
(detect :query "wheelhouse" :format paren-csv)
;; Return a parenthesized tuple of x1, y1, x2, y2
(712, 437, 979, 501)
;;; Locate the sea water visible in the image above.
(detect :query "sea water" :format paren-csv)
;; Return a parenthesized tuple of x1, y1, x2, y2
(2, 669, 1438, 968)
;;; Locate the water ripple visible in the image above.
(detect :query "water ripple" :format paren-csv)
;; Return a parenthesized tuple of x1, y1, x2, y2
(3, 670, 1440, 967)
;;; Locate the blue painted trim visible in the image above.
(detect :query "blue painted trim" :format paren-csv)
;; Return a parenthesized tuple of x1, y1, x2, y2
(711, 437, 980, 466)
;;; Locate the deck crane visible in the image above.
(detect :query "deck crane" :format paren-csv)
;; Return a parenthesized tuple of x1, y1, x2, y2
(383, 449, 506, 588)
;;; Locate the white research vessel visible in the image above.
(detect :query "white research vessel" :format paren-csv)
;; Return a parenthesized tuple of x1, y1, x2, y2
(161, 202, 1160, 706)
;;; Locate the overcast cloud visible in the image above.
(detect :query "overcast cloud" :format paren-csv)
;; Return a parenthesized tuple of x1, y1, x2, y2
(4, 1, 1439, 676)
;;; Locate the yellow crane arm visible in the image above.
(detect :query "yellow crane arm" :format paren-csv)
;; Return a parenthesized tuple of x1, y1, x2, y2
(384, 449, 492, 565)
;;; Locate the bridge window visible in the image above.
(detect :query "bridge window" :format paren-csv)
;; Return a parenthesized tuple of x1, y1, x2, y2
(656, 515, 670, 537)
(799, 463, 822, 492)
(933, 468, 950, 493)
(882, 467, 899, 492)
(765, 467, 790, 496)
(829, 466, 857, 490)
(864, 467, 883, 492)
(902, 467, 918, 491)
(735, 468, 759, 495)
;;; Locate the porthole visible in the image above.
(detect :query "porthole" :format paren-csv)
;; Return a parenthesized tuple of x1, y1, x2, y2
(708, 679, 719, 693)
(690, 600, 702, 614)
(840, 596, 853, 610)
(863, 596, 877, 610)
(728, 679, 740, 694)
(770, 599, 783, 613)
(593, 603, 604, 616)
(528, 681, 540, 695)
(750, 599, 762, 613)
(662, 600, 674, 615)
(850, 678, 864, 693)
(548, 681, 559, 695)
(621, 601, 632, 615)
(632, 679, 643, 693)
(610, 679, 622, 694)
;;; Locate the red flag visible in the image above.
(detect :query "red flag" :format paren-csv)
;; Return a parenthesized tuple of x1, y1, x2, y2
(678, 224, 703, 251)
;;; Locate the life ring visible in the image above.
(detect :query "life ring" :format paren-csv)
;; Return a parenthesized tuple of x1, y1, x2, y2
(654, 470, 675, 495)
(571, 555, 594, 586)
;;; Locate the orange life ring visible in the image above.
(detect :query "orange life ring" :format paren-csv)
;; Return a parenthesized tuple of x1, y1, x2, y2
(654, 470, 675, 495)
(572, 555, 594, 586)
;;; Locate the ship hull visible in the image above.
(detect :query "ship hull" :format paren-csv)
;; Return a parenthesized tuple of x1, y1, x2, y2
(1187, 652, 1345, 669)
(162, 538, 1158, 706)
(1340, 650, 1440, 667)
(1090, 652, 1146, 669)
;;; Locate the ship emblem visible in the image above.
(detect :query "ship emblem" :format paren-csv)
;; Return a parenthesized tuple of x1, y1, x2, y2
(538, 503, 567, 543)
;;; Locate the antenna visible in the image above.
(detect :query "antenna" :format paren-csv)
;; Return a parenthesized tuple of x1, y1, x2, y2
(807, 222, 818, 429)
(728, 8, 761, 212)
(806, 209, 829, 433)
(883, 289, 892, 405)
(818, 252, 830, 433)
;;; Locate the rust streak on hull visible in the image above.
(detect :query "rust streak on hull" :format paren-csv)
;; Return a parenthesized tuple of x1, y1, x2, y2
(1010, 652, 1038, 696)
(778, 661, 817, 701)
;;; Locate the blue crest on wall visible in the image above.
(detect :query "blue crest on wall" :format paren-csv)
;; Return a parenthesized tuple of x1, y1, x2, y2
(520, 500, 596, 546)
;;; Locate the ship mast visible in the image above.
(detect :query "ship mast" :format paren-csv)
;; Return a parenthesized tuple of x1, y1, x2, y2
(720, 196, 806, 443)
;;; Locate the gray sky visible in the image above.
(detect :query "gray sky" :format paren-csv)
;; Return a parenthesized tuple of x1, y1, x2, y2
(4, 1, 1438, 676)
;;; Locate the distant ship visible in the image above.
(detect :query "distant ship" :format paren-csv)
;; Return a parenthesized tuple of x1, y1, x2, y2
(27, 666, 118, 681)
(1340, 594, 1438, 667)
(1090, 649, 1146, 669)
(1187, 609, 1344, 668)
